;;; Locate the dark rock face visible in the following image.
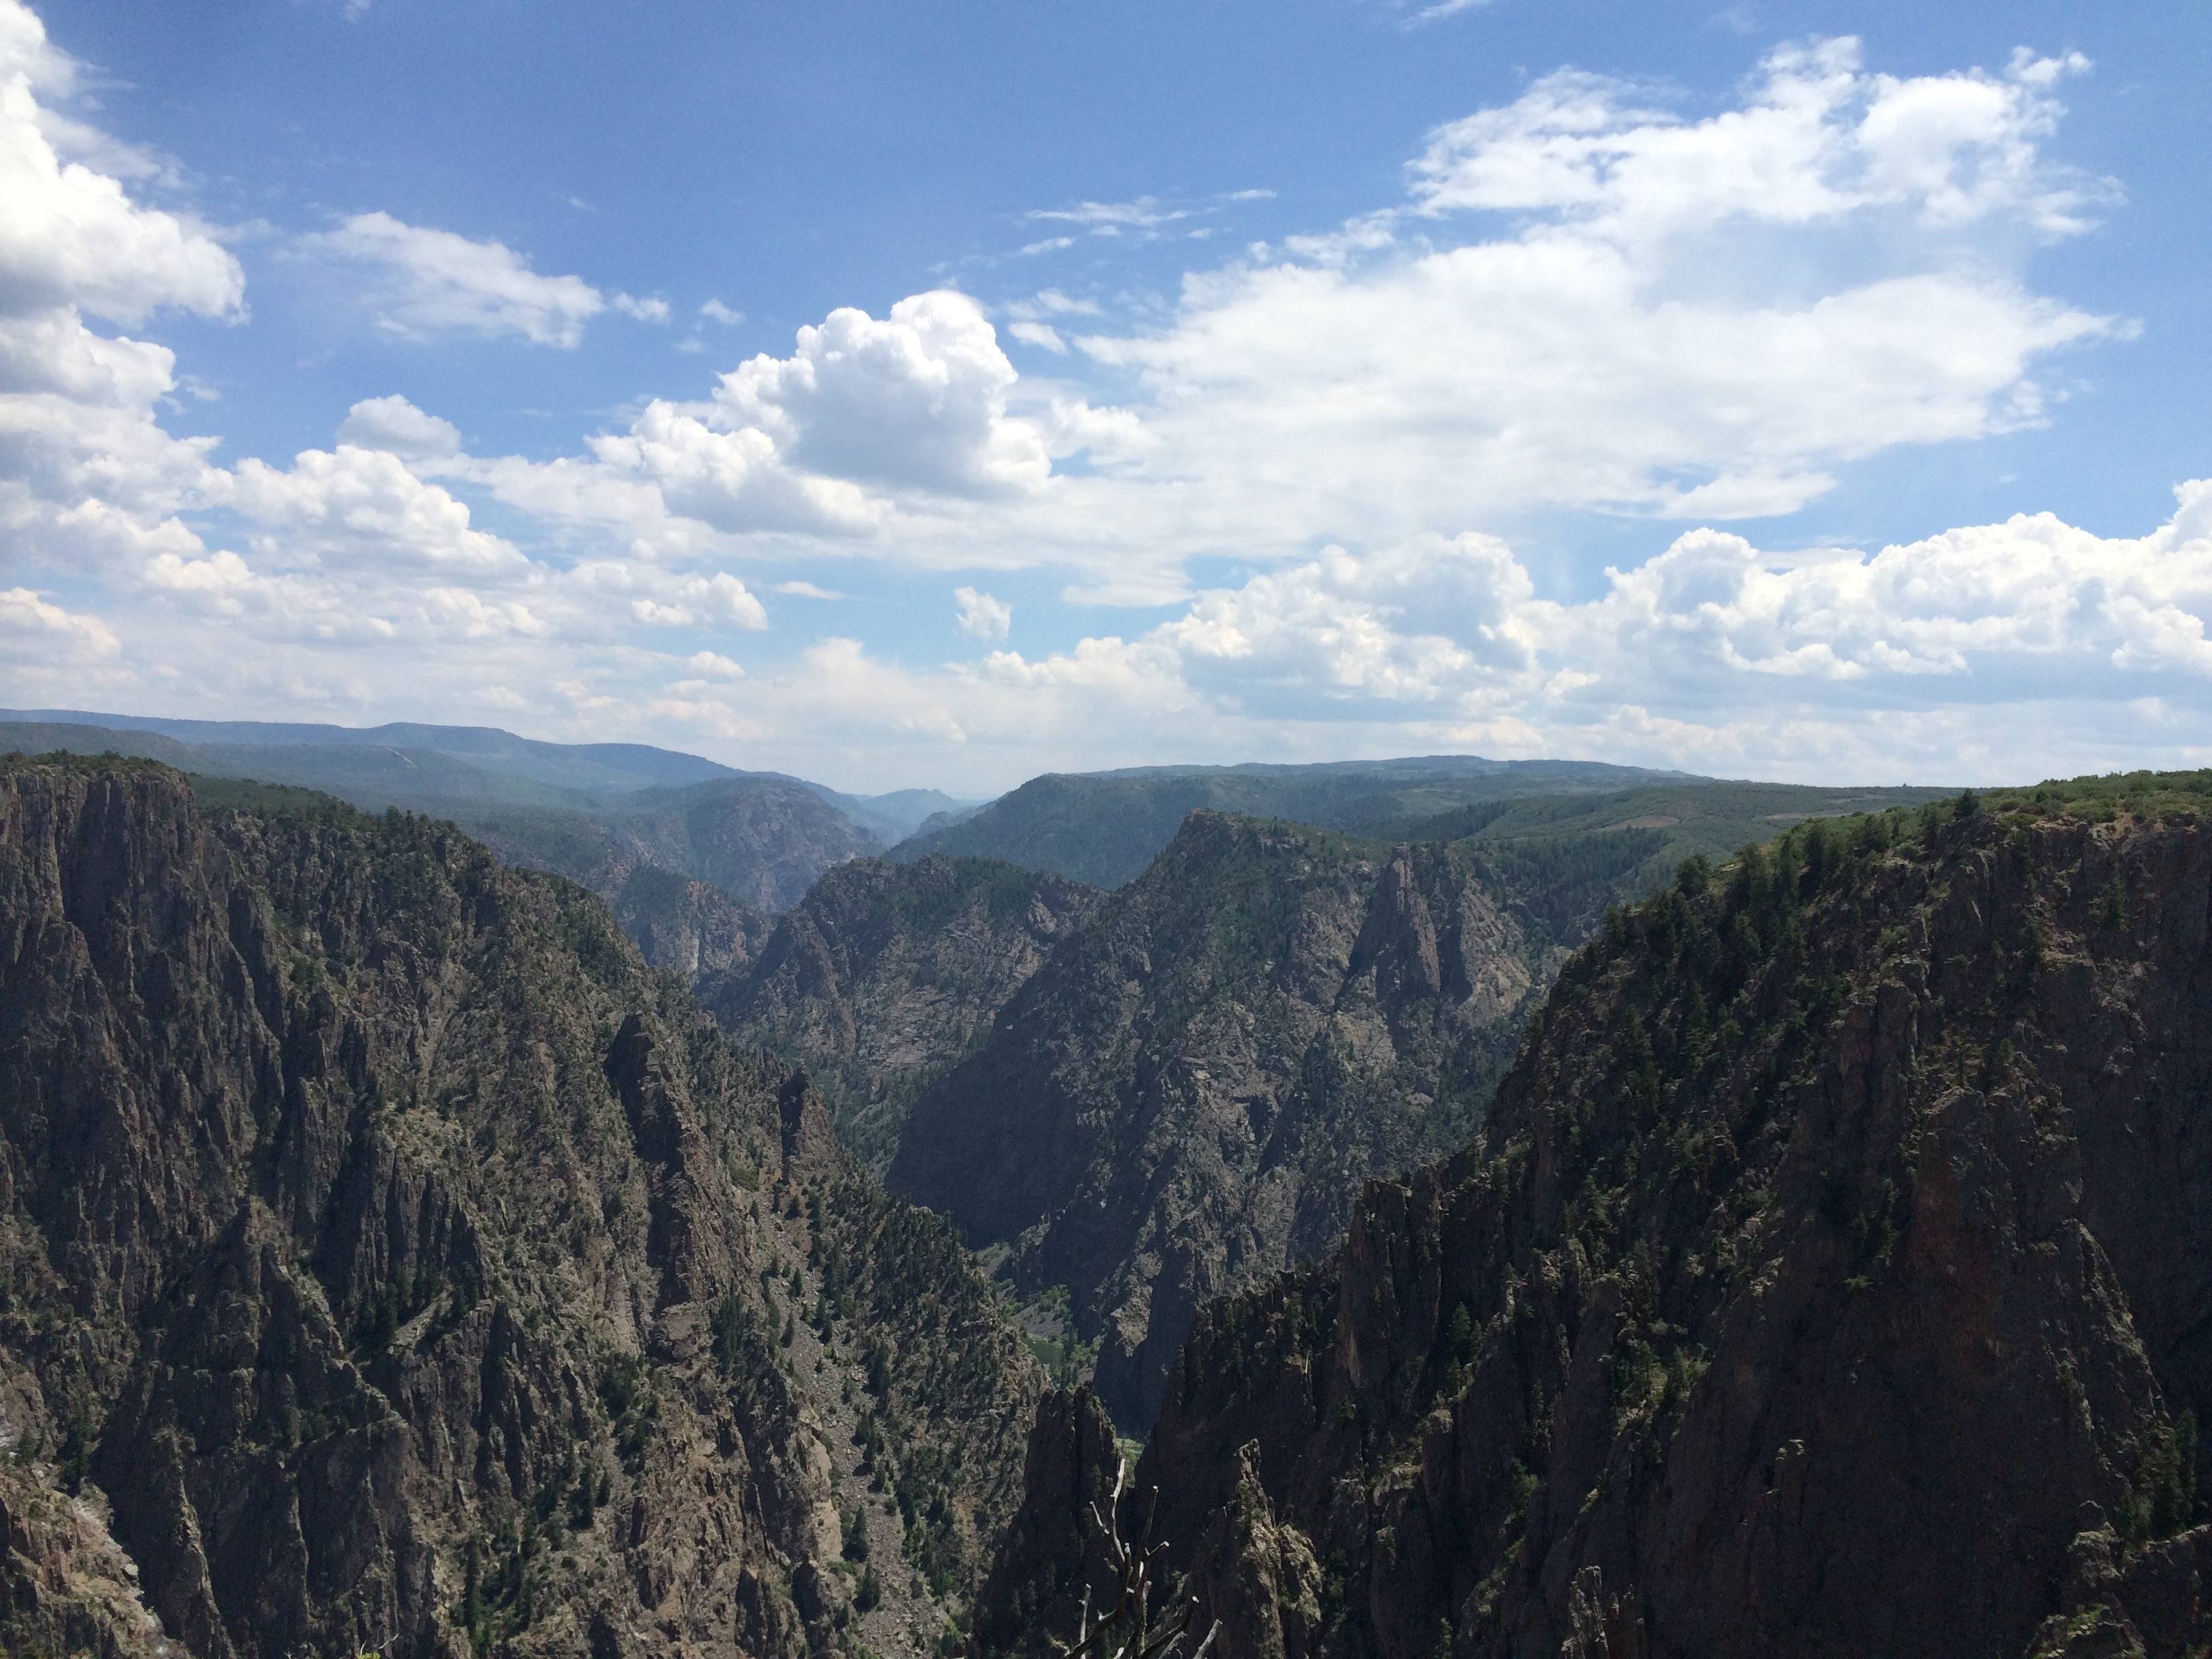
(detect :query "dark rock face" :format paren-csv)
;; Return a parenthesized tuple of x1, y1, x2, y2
(968, 1387, 1122, 1659)
(1023, 802, 2212, 1659)
(608, 777, 884, 914)
(702, 855, 1102, 1168)
(893, 812, 1551, 1428)
(0, 758, 1038, 1658)
(609, 862, 772, 979)
(467, 774, 880, 967)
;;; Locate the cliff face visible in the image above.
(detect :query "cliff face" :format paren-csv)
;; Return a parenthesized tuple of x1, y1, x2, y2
(608, 862, 773, 980)
(606, 778, 884, 914)
(0, 758, 1038, 1659)
(464, 773, 880, 965)
(1044, 789, 2212, 1659)
(702, 856, 1103, 1168)
(892, 813, 1553, 1428)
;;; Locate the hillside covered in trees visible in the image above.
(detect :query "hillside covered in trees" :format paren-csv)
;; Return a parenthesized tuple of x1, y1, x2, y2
(984, 773, 2212, 1659)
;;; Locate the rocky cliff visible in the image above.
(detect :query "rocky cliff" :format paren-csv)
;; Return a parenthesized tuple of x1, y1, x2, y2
(0, 757, 1039, 1659)
(892, 812, 1553, 1428)
(607, 862, 773, 980)
(701, 856, 1102, 1169)
(991, 778, 2212, 1659)
(469, 774, 881, 922)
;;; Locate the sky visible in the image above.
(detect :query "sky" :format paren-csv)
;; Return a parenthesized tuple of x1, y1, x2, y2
(1, 0, 2207, 795)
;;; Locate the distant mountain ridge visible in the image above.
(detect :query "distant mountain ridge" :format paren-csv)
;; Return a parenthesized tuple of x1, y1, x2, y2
(889, 758, 1694, 888)
(2, 706, 739, 793)
(0, 712, 930, 971)
(0, 707, 964, 835)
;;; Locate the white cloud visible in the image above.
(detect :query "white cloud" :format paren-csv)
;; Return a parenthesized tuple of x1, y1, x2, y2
(337, 394, 462, 458)
(623, 571, 768, 630)
(574, 291, 1065, 542)
(419, 586, 548, 638)
(0, 583, 118, 655)
(307, 211, 607, 346)
(699, 298, 743, 325)
(1004, 288, 1103, 321)
(1058, 37, 2117, 542)
(0, 0, 239, 562)
(1008, 321, 1066, 353)
(613, 293, 670, 323)
(774, 579, 842, 600)
(954, 585, 1012, 640)
(712, 290, 1051, 497)
(1404, 0, 1495, 24)
(589, 398, 887, 536)
(218, 445, 527, 572)
(1028, 196, 1191, 231)
(0, 310, 217, 515)
(0, 7, 241, 327)
(1406, 39, 2111, 241)
(915, 482, 2212, 783)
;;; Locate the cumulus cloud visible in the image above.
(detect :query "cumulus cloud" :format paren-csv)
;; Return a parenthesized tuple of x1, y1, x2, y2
(589, 399, 886, 536)
(579, 290, 1063, 539)
(711, 291, 1050, 497)
(624, 571, 769, 630)
(0, 583, 118, 655)
(337, 394, 462, 458)
(307, 211, 608, 346)
(1069, 39, 2118, 537)
(954, 585, 1012, 640)
(920, 483, 2212, 781)
(1406, 39, 2110, 241)
(218, 445, 526, 572)
(1139, 482, 2212, 724)
(0, 5, 241, 325)
(0, 3, 239, 586)
(0, 311, 217, 517)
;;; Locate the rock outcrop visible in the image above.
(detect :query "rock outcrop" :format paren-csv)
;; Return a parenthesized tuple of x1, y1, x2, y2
(609, 862, 773, 979)
(893, 812, 1553, 1427)
(0, 756, 1038, 1658)
(702, 855, 1101, 1168)
(464, 773, 880, 951)
(998, 784, 2212, 1658)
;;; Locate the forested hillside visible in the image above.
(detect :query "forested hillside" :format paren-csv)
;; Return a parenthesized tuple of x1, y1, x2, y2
(889, 759, 1677, 889)
(986, 774, 2212, 1659)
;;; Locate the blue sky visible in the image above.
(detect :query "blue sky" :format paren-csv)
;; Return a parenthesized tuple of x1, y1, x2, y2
(2, 0, 2207, 792)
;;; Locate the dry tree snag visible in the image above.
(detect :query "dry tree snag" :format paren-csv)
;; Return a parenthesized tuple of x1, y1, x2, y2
(1051, 1457, 1220, 1659)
